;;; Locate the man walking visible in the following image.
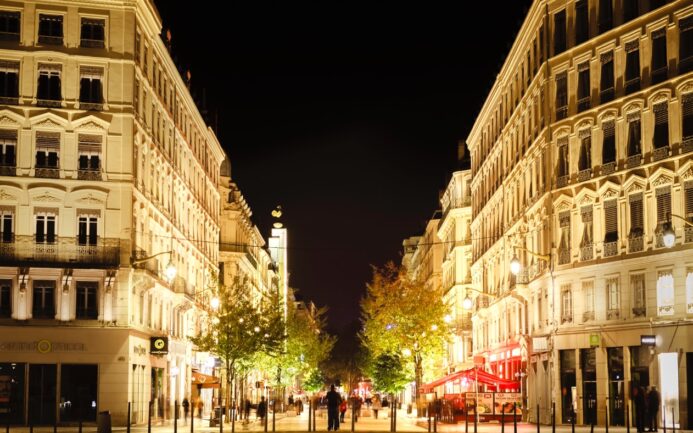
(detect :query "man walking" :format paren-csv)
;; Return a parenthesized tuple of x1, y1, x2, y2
(326, 385, 342, 431)
(647, 386, 660, 432)
(634, 385, 647, 433)
(257, 396, 267, 422)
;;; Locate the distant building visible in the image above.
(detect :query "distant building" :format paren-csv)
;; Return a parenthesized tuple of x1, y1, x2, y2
(467, 0, 693, 427)
(0, 0, 224, 425)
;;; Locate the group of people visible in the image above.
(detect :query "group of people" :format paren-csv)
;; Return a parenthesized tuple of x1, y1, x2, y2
(633, 385, 661, 433)
(180, 397, 205, 422)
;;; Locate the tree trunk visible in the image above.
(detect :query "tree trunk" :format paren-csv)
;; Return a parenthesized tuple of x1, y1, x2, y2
(415, 354, 423, 415)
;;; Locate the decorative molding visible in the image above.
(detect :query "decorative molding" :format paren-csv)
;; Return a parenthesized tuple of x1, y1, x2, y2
(651, 174, 673, 187)
(33, 192, 61, 202)
(627, 183, 644, 193)
(682, 167, 693, 180)
(76, 120, 105, 131)
(0, 189, 17, 201)
(0, 116, 19, 127)
(579, 195, 594, 205)
(602, 189, 619, 199)
(34, 118, 62, 129)
(555, 201, 572, 212)
(76, 193, 104, 205)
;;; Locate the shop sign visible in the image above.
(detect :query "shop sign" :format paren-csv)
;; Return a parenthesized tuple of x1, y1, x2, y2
(532, 336, 549, 353)
(150, 337, 168, 355)
(0, 340, 85, 353)
(640, 335, 656, 346)
(589, 333, 600, 347)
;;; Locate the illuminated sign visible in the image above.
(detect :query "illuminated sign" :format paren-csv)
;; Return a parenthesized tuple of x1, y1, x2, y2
(150, 337, 168, 355)
(640, 335, 656, 346)
(589, 334, 600, 347)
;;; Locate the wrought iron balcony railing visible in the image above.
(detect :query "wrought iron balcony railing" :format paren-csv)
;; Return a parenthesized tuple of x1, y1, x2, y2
(0, 235, 119, 268)
(601, 162, 616, 175)
(628, 235, 644, 253)
(603, 241, 619, 257)
(38, 35, 63, 45)
(577, 168, 592, 182)
(557, 175, 569, 188)
(77, 168, 102, 181)
(626, 154, 642, 168)
(558, 248, 571, 265)
(653, 145, 669, 161)
(36, 99, 62, 108)
(686, 226, 693, 243)
(580, 243, 593, 261)
(0, 96, 19, 105)
(35, 167, 59, 178)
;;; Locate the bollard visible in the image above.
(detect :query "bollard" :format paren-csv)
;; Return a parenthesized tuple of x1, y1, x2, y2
(502, 406, 505, 433)
(626, 404, 630, 433)
(79, 418, 83, 433)
(127, 402, 131, 433)
(190, 404, 194, 433)
(148, 401, 152, 433)
(308, 399, 312, 432)
(513, 403, 517, 433)
(351, 399, 356, 433)
(551, 402, 555, 433)
(663, 405, 667, 433)
(465, 406, 468, 433)
(427, 403, 431, 433)
(272, 400, 276, 432)
(175, 400, 178, 433)
(571, 409, 575, 433)
(671, 408, 675, 433)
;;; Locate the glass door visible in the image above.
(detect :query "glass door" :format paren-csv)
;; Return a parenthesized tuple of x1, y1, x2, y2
(28, 364, 56, 425)
(608, 347, 625, 426)
(580, 349, 597, 425)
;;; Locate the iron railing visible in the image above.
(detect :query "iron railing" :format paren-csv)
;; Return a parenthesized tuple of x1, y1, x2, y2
(38, 35, 63, 45)
(558, 248, 571, 265)
(653, 145, 669, 161)
(78, 168, 102, 181)
(685, 226, 693, 243)
(580, 243, 593, 261)
(626, 154, 642, 168)
(0, 96, 18, 105)
(628, 235, 644, 253)
(557, 175, 569, 188)
(80, 38, 104, 48)
(36, 99, 61, 108)
(0, 235, 119, 268)
(601, 161, 616, 175)
(603, 241, 618, 257)
(577, 168, 592, 182)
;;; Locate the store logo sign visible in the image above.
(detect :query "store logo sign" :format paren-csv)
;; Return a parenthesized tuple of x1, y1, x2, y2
(589, 333, 600, 347)
(640, 335, 656, 346)
(150, 337, 168, 355)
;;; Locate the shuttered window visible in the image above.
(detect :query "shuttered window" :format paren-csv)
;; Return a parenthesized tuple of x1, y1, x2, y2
(682, 93, 693, 140)
(680, 16, 693, 73)
(581, 206, 593, 245)
(0, 129, 16, 166)
(575, 0, 589, 44)
(602, 121, 616, 163)
(599, 0, 613, 33)
(579, 129, 591, 171)
(78, 134, 101, 170)
(651, 28, 667, 84)
(627, 115, 641, 156)
(625, 41, 640, 94)
(656, 187, 671, 224)
(554, 10, 566, 55)
(685, 180, 693, 223)
(556, 72, 568, 120)
(653, 102, 669, 149)
(629, 193, 643, 234)
(604, 199, 618, 241)
(35, 131, 60, 168)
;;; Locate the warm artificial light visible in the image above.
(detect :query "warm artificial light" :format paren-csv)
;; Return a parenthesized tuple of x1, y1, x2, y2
(165, 261, 177, 281)
(662, 222, 676, 248)
(510, 255, 521, 275)
(210, 296, 220, 310)
(462, 295, 473, 310)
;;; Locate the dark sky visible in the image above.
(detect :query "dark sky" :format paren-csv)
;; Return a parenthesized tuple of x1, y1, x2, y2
(153, 1, 533, 332)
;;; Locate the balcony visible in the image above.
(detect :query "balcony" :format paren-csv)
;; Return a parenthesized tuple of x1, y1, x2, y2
(632, 307, 646, 318)
(580, 243, 593, 261)
(38, 35, 63, 45)
(653, 145, 669, 161)
(685, 226, 693, 244)
(561, 315, 573, 324)
(80, 38, 104, 49)
(582, 311, 594, 322)
(655, 231, 666, 248)
(626, 154, 642, 168)
(35, 167, 59, 178)
(557, 175, 569, 188)
(172, 275, 195, 297)
(577, 168, 592, 182)
(600, 88, 614, 104)
(558, 248, 571, 265)
(683, 136, 693, 154)
(603, 241, 619, 257)
(36, 99, 61, 108)
(625, 77, 641, 95)
(0, 31, 19, 41)
(628, 235, 644, 253)
(577, 96, 590, 112)
(0, 96, 18, 105)
(0, 235, 119, 268)
(601, 162, 616, 175)
(80, 102, 103, 111)
(219, 242, 257, 269)
(607, 309, 620, 320)
(78, 168, 102, 181)
(0, 164, 15, 176)
(651, 66, 667, 85)
(555, 106, 568, 121)
(516, 269, 529, 285)
(527, 260, 547, 281)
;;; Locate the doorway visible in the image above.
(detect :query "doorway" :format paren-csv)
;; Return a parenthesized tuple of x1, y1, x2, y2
(560, 350, 576, 423)
(28, 364, 57, 425)
(581, 348, 597, 425)
(607, 347, 625, 426)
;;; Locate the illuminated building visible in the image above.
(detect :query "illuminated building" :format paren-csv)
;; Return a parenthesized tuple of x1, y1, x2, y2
(467, 0, 693, 427)
(0, 0, 224, 425)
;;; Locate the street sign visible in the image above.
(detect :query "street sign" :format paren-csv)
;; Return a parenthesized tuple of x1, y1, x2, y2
(640, 335, 656, 346)
(150, 337, 168, 355)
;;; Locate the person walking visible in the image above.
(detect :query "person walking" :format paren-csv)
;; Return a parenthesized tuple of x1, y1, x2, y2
(326, 385, 342, 431)
(647, 386, 660, 432)
(257, 396, 267, 422)
(634, 385, 647, 433)
(244, 399, 251, 421)
(182, 397, 190, 424)
(372, 395, 382, 419)
(197, 398, 204, 419)
(339, 399, 347, 423)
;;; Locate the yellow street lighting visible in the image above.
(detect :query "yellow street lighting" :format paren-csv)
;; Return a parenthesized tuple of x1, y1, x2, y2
(509, 246, 551, 276)
(131, 250, 177, 282)
(462, 288, 497, 310)
(662, 213, 693, 248)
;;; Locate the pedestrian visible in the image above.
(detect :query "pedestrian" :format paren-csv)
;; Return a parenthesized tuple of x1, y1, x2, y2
(182, 397, 190, 423)
(326, 384, 342, 431)
(244, 399, 251, 420)
(647, 386, 660, 432)
(297, 398, 303, 415)
(288, 394, 294, 408)
(339, 398, 347, 423)
(372, 395, 382, 419)
(257, 396, 267, 421)
(197, 398, 204, 419)
(634, 385, 647, 433)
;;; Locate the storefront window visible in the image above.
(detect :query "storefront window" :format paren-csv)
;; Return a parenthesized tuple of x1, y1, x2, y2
(560, 350, 576, 423)
(60, 364, 97, 422)
(28, 364, 56, 425)
(0, 363, 25, 425)
(580, 348, 597, 425)
(607, 347, 625, 425)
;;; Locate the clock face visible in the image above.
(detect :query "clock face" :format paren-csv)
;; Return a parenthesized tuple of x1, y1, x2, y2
(154, 338, 165, 349)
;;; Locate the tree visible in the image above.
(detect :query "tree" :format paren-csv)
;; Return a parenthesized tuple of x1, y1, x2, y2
(323, 321, 367, 394)
(368, 353, 410, 394)
(303, 368, 326, 393)
(190, 274, 285, 416)
(360, 262, 449, 411)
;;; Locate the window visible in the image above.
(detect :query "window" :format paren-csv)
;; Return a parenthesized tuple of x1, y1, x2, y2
(561, 284, 573, 323)
(0, 280, 9, 317)
(35, 212, 56, 244)
(1, 208, 13, 243)
(629, 193, 644, 237)
(35, 131, 60, 172)
(0, 129, 16, 169)
(583, 281, 594, 321)
(655, 187, 671, 228)
(75, 282, 97, 319)
(557, 139, 569, 177)
(36, 64, 61, 104)
(79, 67, 103, 109)
(32, 280, 55, 319)
(627, 114, 642, 157)
(651, 29, 667, 84)
(0, 61, 19, 101)
(555, 72, 568, 120)
(606, 277, 620, 317)
(686, 268, 693, 314)
(581, 206, 593, 260)
(77, 134, 101, 177)
(685, 181, 693, 224)
(683, 93, 693, 143)
(575, 0, 589, 44)
(623, 0, 639, 22)
(602, 120, 616, 164)
(0, 11, 20, 41)
(656, 270, 674, 316)
(77, 213, 98, 246)
(600, 52, 615, 103)
(599, 0, 613, 34)
(577, 62, 590, 112)
(631, 274, 646, 317)
(559, 210, 571, 264)
(681, 16, 693, 74)
(38, 14, 63, 45)
(604, 199, 618, 242)
(653, 102, 669, 151)
(554, 10, 566, 55)
(80, 18, 104, 48)
(625, 41, 641, 94)
(578, 129, 591, 172)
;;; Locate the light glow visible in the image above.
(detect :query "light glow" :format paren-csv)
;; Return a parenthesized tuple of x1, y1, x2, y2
(165, 261, 177, 281)
(462, 295, 473, 310)
(510, 255, 521, 275)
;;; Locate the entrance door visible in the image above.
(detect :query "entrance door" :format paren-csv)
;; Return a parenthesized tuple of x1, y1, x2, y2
(607, 348, 625, 426)
(560, 350, 576, 423)
(581, 349, 597, 425)
(28, 364, 56, 425)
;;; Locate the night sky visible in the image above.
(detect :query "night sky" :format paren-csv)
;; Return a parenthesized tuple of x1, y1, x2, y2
(153, 1, 533, 333)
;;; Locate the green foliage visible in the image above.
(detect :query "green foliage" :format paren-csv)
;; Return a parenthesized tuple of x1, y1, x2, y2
(368, 353, 411, 394)
(303, 368, 326, 393)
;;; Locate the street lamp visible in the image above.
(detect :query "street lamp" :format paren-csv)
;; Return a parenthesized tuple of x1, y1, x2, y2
(462, 288, 497, 310)
(662, 213, 693, 248)
(131, 250, 177, 281)
(509, 246, 551, 276)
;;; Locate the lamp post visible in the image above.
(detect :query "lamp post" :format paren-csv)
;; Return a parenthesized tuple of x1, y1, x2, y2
(662, 213, 693, 248)
(509, 246, 551, 276)
(462, 288, 498, 311)
(131, 250, 177, 282)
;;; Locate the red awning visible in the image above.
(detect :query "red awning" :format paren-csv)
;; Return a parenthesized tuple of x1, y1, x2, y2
(421, 368, 519, 393)
(192, 371, 220, 389)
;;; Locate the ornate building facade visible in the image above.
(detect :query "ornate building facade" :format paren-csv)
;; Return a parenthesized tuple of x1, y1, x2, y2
(0, 0, 224, 425)
(467, 0, 693, 428)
